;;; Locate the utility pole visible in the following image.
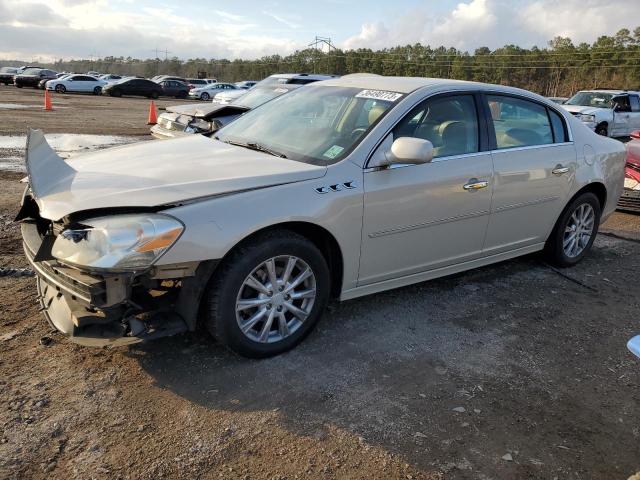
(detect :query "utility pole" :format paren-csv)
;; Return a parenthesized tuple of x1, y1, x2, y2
(307, 36, 336, 73)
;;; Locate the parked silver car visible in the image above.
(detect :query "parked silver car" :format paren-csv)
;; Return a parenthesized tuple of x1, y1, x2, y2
(18, 76, 625, 357)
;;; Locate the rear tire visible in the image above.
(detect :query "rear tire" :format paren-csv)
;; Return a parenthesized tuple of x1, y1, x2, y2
(205, 230, 330, 358)
(545, 192, 601, 267)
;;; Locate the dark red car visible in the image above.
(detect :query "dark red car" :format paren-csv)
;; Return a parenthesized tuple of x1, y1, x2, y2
(618, 131, 640, 213)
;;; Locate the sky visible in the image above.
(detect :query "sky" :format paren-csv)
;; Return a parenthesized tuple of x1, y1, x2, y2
(0, 0, 637, 62)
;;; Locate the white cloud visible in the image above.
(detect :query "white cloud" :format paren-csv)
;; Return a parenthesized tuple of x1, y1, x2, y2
(0, 0, 303, 61)
(343, 0, 638, 51)
(262, 11, 301, 29)
(518, 0, 636, 44)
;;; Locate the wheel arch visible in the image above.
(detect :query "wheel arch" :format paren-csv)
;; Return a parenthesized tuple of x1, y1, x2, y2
(573, 181, 607, 211)
(546, 181, 607, 245)
(224, 221, 345, 299)
(175, 221, 344, 332)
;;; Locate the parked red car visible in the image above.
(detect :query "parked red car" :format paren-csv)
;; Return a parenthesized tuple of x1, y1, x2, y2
(618, 130, 640, 213)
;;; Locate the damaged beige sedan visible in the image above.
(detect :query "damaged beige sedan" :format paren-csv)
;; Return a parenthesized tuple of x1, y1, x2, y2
(18, 76, 626, 357)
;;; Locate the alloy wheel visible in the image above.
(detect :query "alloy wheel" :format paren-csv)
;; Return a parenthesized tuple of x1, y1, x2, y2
(235, 255, 317, 344)
(563, 203, 595, 258)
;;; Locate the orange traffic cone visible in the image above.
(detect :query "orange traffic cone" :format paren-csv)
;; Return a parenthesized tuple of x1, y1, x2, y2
(147, 100, 158, 125)
(44, 89, 53, 111)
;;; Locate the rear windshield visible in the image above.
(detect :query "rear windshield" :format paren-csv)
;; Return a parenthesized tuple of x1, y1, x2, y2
(235, 86, 296, 109)
(21, 68, 42, 75)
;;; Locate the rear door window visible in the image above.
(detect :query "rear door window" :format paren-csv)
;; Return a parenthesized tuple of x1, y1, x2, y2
(486, 95, 553, 149)
(629, 95, 640, 112)
(548, 109, 568, 143)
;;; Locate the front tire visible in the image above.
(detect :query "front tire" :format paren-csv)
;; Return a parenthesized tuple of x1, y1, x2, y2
(55, 84, 66, 93)
(205, 230, 330, 358)
(595, 123, 608, 137)
(200, 92, 210, 101)
(93, 86, 102, 95)
(545, 192, 601, 267)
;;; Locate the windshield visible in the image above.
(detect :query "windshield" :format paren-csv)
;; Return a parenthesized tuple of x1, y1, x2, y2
(0, 67, 16, 73)
(565, 92, 614, 108)
(217, 85, 402, 164)
(234, 86, 295, 109)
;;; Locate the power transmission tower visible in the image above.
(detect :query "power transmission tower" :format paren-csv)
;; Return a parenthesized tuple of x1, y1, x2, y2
(152, 48, 173, 75)
(308, 36, 336, 73)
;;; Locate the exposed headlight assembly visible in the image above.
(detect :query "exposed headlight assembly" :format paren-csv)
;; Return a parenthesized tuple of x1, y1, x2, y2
(579, 114, 596, 123)
(52, 214, 184, 271)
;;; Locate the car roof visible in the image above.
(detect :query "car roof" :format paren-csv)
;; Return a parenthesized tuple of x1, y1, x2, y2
(268, 73, 337, 81)
(316, 75, 546, 97)
(577, 89, 639, 95)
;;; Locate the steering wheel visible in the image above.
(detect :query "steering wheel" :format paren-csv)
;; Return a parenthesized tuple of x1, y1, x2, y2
(350, 127, 367, 141)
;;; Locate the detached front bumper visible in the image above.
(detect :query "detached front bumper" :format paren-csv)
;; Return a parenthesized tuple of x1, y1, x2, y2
(22, 219, 192, 347)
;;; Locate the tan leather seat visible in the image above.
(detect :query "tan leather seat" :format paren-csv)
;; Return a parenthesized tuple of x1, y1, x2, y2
(368, 104, 387, 125)
(433, 121, 469, 157)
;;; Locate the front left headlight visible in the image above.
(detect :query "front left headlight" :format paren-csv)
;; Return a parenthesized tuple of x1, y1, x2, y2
(52, 214, 184, 271)
(579, 114, 596, 123)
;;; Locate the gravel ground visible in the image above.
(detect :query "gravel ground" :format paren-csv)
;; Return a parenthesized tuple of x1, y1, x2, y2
(0, 88, 639, 480)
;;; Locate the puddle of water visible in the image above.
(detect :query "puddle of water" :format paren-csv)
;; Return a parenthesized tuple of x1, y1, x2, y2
(0, 134, 143, 172)
(0, 103, 37, 110)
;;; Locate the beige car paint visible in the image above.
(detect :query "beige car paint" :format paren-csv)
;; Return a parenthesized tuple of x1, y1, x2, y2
(25, 77, 627, 304)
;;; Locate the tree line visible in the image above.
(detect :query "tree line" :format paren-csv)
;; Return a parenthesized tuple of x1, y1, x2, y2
(2, 27, 640, 97)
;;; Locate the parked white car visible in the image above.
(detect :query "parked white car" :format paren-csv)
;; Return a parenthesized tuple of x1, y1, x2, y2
(46, 74, 107, 95)
(213, 89, 246, 104)
(562, 90, 640, 137)
(98, 74, 123, 84)
(188, 82, 238, 101)
(19, 76, 626, 357)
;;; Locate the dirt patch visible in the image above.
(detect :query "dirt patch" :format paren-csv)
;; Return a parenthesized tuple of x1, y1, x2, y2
(0, 85, 187, 136)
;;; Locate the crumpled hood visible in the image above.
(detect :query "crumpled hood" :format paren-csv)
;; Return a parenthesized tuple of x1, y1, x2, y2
(25, 130, 326, 220)
(165, 102, 247, 119)
(561, 105, 605, 116)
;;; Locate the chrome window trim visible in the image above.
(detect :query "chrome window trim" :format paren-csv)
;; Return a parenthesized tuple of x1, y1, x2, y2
(489, 141, 574, 154)
(363, 151, 491, 173)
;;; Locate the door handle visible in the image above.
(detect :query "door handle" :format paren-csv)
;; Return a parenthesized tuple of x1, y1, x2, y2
(552, 165, 570, 175)
(463, 179, 489, 191)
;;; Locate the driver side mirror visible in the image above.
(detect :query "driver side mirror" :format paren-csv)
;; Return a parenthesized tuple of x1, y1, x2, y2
(369, 136, 434, 168)
(388, 137, 434, 165)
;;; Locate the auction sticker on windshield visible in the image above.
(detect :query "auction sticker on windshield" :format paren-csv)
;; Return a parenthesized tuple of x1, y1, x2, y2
(355, 90, 403, 102)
